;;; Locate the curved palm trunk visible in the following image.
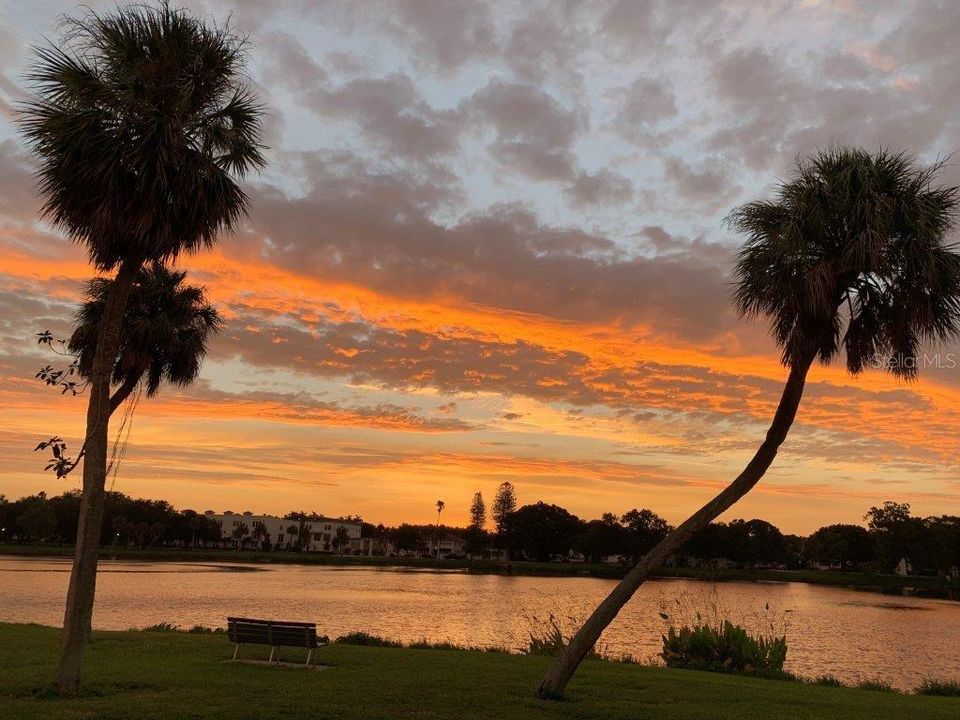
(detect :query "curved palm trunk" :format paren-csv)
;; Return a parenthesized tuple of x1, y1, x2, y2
(536, 353, 815, 699)
(57, 257, 141, 695)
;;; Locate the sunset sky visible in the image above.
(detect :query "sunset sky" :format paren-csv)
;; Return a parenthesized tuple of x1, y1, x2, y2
(2, 1, 960, 534)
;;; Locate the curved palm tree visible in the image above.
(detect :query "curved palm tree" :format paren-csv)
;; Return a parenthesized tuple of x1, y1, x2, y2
(19, 2, 263, 693)
(537, 148, 960, 697)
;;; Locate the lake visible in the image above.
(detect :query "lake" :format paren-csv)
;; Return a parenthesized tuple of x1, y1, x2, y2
(2, 556, 958, 690)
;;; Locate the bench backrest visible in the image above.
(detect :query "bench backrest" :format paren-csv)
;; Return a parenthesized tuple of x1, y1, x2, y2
(227, 617, 318, 649)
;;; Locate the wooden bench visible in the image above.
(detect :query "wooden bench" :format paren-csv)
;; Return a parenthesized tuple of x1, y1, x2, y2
(227, 617, 324, 666)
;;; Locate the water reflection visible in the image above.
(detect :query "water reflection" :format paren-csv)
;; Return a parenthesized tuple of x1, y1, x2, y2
(2, 556, 958, 690)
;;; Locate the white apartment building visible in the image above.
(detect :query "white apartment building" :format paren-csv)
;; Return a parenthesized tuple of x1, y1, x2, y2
(206, 511, 361, 553)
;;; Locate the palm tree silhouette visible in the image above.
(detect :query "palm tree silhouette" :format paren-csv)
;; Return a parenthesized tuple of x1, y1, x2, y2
(537, 148, 960, 697)
(436, 500, 445, 559)
(19, 3, 264, 693)
(50, 266, 221, 476)
(72, 265, 222, 410)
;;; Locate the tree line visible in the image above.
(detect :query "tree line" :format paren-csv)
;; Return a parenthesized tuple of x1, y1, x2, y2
(4, 486, 957, 576)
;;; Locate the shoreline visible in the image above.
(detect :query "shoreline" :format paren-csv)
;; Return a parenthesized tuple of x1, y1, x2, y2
(4, 543, 959, 601)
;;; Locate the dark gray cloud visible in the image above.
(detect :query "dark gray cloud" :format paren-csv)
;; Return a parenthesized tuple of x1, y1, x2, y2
(463, 79, 587, 181)
(564, 169, 634, 207)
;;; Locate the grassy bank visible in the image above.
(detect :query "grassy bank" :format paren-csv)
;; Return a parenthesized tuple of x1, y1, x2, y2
(1, 624, 958, 719)
(4, 543, 959, 600)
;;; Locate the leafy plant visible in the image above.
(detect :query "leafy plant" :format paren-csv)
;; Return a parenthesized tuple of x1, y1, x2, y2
(143, 622, 179, 633)
(660, 620, 787, 675)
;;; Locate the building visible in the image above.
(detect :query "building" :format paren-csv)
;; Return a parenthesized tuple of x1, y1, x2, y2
(348, 536, 394, 557)
(432, 533, 466, 558)
(206, 511, 361, 553)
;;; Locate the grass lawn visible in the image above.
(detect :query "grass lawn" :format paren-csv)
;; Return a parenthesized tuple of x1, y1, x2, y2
(1, 624, 958, 719)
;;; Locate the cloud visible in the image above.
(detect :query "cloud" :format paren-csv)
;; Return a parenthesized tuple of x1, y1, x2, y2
(565, 169, 634, 207)
(464, 79, 587, 182)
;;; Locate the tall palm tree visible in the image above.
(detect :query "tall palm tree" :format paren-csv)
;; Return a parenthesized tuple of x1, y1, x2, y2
(536, 148, 960, 697)
(436, 499, 445, 559)
(19, 2, 264, 694)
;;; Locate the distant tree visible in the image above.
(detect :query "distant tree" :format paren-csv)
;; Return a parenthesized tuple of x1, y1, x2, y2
(729, 519, 786, 565)
(133, 522, 151, 550)
(578, 514, 625, 563)
(232, 522, 250, 549)
(17, 497, 57, 541)
(924, 516, 960, 575)
(492, 482, 517, 554)
(149, 522, 167, 546)
(507, 502, 584, 562)
(285, 525, 299, 550)
(435, 500, 445, 558)
(392, 524, 426, 554)
(251, 521, 268, 549)
(866, 502, 927, 570)
(805, 524, 873, 568)
(333, 526, 351, 553)
(620, 509, 670, 563)
(465, 492, 488, 556)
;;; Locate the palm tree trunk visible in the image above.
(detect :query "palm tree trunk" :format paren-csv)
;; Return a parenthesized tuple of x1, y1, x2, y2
(535, 353, 816, 699)
(57, 256, 141, 695)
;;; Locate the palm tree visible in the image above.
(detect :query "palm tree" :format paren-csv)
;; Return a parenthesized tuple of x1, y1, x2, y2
(286, 524, 299, 550)
(70, 265, 223, 412)
(19, 2, 264, 694)
(536, 148, 960, 697)
(40, 266, 221, 478)
(435, 500, 445, 559)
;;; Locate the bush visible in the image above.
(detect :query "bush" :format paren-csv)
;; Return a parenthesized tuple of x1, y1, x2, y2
(661, 620, 787, 675)
(856, 679, 897, 693)
(143, 622, 179, 632)
(915, 679, 960, 696)
(334, 632, 402, 647)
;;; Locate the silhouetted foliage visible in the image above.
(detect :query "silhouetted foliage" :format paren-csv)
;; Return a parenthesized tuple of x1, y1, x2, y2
(506, 503, 584, 562)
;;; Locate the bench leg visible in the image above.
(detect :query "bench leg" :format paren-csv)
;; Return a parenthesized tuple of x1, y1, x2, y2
(306, 648, 313, 668)
(233, 643, 241, 661)
(269, 645, 276, 663)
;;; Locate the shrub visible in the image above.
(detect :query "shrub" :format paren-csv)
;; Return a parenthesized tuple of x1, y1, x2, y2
(334, 632, 402, 647)
(661, 620, 787, 675)
(143, 622, 179, 632)
(915, 679, 960, 696)
(187, 625, 224, 634)
(856, 679, 897, 693)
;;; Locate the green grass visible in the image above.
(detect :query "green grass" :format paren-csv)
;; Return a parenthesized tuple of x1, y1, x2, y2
(1, 624, 959, 719)
(4, 544, 959, 600)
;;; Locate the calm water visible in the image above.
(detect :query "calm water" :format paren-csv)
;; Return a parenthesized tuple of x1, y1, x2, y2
(2, 556, 958, 689)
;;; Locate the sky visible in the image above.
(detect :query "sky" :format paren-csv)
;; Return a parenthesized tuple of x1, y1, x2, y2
(1, 0, 960, 534)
